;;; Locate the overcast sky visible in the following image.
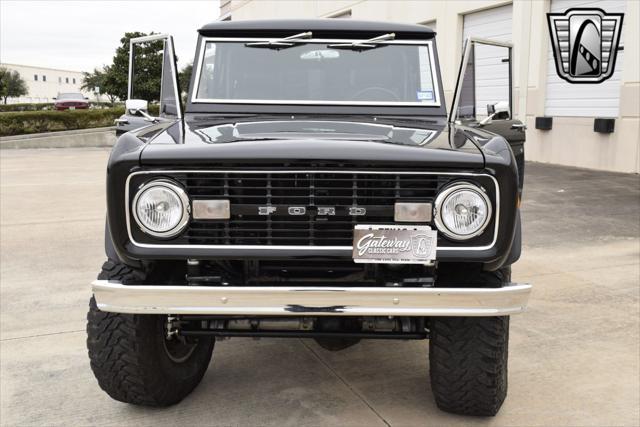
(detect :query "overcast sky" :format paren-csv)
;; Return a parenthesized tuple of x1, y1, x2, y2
(0, 0, 219, 72)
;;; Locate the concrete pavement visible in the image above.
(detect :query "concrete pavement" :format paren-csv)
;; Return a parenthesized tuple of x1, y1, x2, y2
(1, 148, 638, 426)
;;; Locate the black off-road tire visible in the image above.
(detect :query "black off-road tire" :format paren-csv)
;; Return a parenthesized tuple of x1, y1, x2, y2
(87, 260, 215, 406)
(429, 316, 509, 416)
(429, 266, 511, 416)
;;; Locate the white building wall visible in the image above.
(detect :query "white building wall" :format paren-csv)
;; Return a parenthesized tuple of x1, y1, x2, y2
(219, 0, 640, 173)
(0, 63, 96, 103)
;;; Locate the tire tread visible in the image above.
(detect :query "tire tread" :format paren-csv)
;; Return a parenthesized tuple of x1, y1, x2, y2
(429, 267, 511, 416)
(87, 259, 213, 407)
(430, 316, 509, 416)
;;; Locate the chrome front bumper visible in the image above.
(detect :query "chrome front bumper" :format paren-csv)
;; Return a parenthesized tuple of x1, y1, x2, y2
(92, 280, 531, 317)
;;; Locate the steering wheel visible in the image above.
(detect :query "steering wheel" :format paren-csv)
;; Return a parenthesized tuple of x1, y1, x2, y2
(352, 87, 400, 102)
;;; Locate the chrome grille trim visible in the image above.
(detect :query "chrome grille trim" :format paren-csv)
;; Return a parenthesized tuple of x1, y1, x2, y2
(125, 170, 500, 252)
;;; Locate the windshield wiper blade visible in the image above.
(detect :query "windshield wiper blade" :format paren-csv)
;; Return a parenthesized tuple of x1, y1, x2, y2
(328, 32, 395, 50)
(245, 31, 313, 49)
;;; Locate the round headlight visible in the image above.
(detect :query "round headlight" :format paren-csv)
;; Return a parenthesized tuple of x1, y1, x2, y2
(434, 183, 492, 240)
(133, 180, 189, 238)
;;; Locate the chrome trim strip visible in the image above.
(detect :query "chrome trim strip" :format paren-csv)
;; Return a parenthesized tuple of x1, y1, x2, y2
(449, 37, 513, 123)
(130, 33, 171, 44)
(125, 170, 500, 252)
(129, 34, 171, 101)
(92, 280, 531, 317)
(433, 182, 493, 240)
(191, 37, 441, 107)
(131, 179, 190, 238)
(128, 34, 183, 120)
(449, 38, 473, 124)
(468, 37, 513, 48)
(166, 36, 184, 119)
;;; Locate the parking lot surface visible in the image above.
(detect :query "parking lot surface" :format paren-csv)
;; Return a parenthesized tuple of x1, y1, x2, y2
(1, 148, 639, 426)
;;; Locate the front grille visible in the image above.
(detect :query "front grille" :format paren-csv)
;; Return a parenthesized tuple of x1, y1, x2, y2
(128, 170, 497, 248)
(174, 171, 444, 246)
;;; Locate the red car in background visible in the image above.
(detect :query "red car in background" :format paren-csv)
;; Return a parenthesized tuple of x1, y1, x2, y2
(53, 93, 90, 110)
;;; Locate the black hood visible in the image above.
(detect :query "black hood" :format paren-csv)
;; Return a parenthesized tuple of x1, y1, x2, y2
(138, 117, 487, 170)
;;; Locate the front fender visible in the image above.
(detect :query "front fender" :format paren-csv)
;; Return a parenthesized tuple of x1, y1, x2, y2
(105, 133, 145, 267)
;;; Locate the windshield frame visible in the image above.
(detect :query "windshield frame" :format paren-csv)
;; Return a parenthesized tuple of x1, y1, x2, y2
(190, 37, 442, 108)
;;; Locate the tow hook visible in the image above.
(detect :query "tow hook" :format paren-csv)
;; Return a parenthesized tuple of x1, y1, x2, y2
(166, 315, 180, 339)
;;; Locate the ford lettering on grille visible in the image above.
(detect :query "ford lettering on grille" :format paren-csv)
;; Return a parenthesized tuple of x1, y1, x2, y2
(259, 206, 367, 216)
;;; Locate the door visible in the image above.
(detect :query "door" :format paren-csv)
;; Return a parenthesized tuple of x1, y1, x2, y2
(128, 34, 182, 120)
(450, 38, 526, 190)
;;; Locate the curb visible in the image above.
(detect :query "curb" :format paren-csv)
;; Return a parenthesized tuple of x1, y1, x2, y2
(0, 127, 117, 149)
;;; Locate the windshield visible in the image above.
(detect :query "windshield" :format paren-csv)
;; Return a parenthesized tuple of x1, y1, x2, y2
(57, 93, 84, 99)
(193, 39, 440, 106)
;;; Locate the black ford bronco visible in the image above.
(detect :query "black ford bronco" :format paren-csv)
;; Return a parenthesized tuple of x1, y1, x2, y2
(87, 19, 531, 416)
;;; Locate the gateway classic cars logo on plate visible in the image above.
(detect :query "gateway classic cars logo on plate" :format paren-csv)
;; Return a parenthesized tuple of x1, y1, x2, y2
(547, 8, 624, 84)
(352, 225, 437, 264)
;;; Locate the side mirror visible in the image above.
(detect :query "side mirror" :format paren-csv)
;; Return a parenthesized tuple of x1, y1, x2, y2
(85, 97, 90, 100)
(52, 97, 57, 100)
(125, 99, 149, 112)
(493, 101, 510, 114)
(480, 101, 510, 125)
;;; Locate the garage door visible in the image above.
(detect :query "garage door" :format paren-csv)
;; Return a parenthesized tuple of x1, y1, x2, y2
(463, 4, 513, 42)
(545, 0, 626, 117)
(462, 5, 513, 118)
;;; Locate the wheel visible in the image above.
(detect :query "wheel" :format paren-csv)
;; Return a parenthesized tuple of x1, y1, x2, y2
(87, 260, 214, 406)
(428, 266, 511, 416)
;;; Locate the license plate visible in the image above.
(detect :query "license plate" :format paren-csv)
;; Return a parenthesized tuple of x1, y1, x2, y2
(353, 224, 437, 264)
(69, 106, 75, 110)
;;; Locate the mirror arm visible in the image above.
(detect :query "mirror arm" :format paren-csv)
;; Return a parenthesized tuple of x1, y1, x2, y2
(478, 113, 496, 126)
(135, 109, 160, 123)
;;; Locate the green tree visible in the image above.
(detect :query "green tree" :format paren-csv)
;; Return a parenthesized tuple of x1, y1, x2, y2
(81, 67, 104, 93)
(0, 67, 28, 104)
(104, 32, 163, 102)
(178, 62, 193, 95)
(81, 66, 118, 104)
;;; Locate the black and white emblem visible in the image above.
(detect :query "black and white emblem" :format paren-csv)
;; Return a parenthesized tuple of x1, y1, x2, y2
(288, 207, 306, 215)
(258, 206, 276, 215)
(547, 8, 623, 83)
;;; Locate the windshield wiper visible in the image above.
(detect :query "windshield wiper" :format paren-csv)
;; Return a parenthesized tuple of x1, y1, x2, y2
(245, 31, 313, 49)
(328, 33, 395, 50)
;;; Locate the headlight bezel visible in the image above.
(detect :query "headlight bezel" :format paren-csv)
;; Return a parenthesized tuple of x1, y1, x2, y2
(434, 182, 492, 241)
(132, 179, 190, 239)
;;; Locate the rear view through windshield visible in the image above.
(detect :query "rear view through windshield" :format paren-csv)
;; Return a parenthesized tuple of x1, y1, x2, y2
(194, 40, 439, 106)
